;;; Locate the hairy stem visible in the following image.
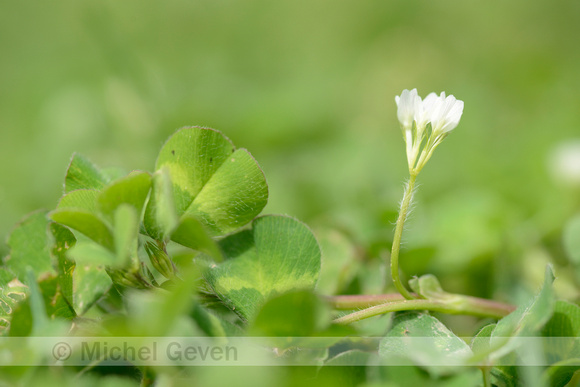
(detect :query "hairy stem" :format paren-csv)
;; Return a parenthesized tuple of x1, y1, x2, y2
(481, 367, 492, 387)
(388, 173, 417, 299)
(332, 295, 515, 325)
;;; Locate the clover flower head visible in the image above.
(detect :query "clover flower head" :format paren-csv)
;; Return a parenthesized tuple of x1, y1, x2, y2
(395, 89, 464, 174)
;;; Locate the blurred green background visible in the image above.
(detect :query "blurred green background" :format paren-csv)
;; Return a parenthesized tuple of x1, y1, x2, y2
(1, 1, 580, 304)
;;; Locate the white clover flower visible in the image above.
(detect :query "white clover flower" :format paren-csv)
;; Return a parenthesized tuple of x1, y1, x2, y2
(395, 89, 464, 174)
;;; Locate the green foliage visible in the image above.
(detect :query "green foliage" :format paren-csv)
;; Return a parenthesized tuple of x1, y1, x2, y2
(542, 301, 580, 362)
(380, 312, 473, 376)
(409, 273, 448, 299)
(64, 154, 109, 194)
(0, 272, 27, 336)
(0, 126, 578, 387)
(143, 168, 178, 241)
(50, 208, 115, 251)
(2, 2, 580, 385)
(251, 290, 328, 337)
(97, 172, 151, 218)
(171, 215, 223, 261)
(470, 323, 496, 358)
(50, 223, 75, 308)
(315, 228, 360, 296)
(147, 127, 268, 236)
(490, 265, 556, 357)
(4, 211, 54, 279)
(113, 270, 200, 337)
(204, 215, 321, 321)
(542, 358, 580, 387)
(72, 265, 112, 315)
(191, 303, 244, 337)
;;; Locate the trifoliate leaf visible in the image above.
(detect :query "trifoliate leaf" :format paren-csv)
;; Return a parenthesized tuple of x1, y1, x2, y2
(204, 215, 321, 321)
(149, 127, 268, 236)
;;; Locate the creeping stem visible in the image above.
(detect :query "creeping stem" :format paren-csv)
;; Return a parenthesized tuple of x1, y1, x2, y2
(388, 172, 417, 299)
(331, 295, 515, 325)
(326, 293, 409, 309)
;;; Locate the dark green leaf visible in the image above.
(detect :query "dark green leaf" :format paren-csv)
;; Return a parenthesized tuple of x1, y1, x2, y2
(155, 127, 236, 215)
(541, 300, 580, 363)
(542, 358, 580, 387)
(152, 127, 268, 235)
(204, 215, 321, 321)
(490, 365, 519, 387)
(183, 148, 268, 235)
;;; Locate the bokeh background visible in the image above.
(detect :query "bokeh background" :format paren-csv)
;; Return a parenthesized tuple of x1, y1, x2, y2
(2, 1, 580, 308)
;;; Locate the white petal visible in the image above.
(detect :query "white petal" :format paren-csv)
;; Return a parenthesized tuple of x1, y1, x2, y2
(430, 93, 464, 134)
(439, 97, 464, 133)
(396, 89, 419, 130)
(415, 92, 438, 128)
(427, 95, 447, 131)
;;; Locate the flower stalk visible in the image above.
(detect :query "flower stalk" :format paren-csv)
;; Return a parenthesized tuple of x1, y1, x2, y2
(387, 172, 417, 299)
(387, 89, 464, 298)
